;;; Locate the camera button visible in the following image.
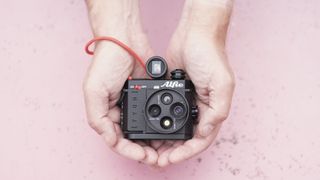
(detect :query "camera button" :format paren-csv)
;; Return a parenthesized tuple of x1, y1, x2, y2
(191, 106, 199, 120)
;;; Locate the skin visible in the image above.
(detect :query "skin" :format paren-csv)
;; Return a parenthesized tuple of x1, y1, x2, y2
(83, 0, 235, 167)
(156, 0, 235, 167)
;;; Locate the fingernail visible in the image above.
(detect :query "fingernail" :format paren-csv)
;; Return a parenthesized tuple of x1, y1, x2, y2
(202, 124, 214, 137)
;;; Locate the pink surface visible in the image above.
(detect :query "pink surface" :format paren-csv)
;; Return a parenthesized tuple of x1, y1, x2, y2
(1, 0, 320, 179)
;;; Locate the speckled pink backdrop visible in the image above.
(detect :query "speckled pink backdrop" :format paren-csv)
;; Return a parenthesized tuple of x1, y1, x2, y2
(1, 0, 320, 179)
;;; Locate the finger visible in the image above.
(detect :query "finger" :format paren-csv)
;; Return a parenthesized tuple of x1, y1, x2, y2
(112, 125, 159, 164)
(142, 146, 158, 165)
(150, 140, 165, 150)
(134, 140, 158, 165)
(84, 80, 146, 162)
(83, 82, 109, 134)
(107, 107, 121, 123)
(109, 125, 145, 160)
(157, 141, 175, 167)
(98, 108, 120, 146)
(134, 140, 149, 146)
(112, 138, 146, 161)
(158, 147, 175, 167)
(157, 140, 175, 155)
(198, 75, 235, 137)
(83, 83, 119, 146)
(168, 124, 222, 164)
(157, 141, 184, 167)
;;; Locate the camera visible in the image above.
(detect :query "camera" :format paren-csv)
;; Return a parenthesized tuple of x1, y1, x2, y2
(118, 56, 198, 140)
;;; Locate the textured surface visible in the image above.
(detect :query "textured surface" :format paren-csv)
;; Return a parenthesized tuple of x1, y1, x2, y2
(1, 0, 320, 179)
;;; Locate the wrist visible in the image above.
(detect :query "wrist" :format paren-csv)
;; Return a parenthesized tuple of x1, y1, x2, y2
(86, 0, 144, 38)
(180, 0, 233, 37)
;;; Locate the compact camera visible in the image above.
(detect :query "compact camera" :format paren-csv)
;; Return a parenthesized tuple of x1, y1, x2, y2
(118, 56, 198, 140)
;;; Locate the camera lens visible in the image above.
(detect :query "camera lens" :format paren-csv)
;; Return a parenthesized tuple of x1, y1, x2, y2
(160, 117, 173, 129)
(148, 104, 161, 117)
(174, 106, 184, 115)
(161, 93, 173, 105)
(171, 103, 186, 118)
(145, 90, 190, 134)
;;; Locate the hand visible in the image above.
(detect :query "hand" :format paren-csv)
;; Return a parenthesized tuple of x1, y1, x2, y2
(83, 0, 158, 165)
(156, 0, 235, 167)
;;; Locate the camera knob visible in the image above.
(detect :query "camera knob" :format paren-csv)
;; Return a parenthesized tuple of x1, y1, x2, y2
(191, 106, 199, 120)
(170, 69, 186, 80)
(120, 112, 123, 119)
(120, 111, 124, 128)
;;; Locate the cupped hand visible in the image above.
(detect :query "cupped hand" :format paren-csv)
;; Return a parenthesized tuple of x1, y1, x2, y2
(155, 2, 235, 167)
(83, 32, 159, 165)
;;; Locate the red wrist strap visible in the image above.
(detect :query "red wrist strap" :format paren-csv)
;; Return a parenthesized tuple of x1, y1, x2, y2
(85, 36, 146, 70)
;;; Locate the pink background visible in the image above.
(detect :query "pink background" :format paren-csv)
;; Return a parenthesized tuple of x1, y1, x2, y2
(1, 0, 320, 179)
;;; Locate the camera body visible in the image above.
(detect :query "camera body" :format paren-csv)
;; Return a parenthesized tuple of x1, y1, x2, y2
(118, 56, 198, 140)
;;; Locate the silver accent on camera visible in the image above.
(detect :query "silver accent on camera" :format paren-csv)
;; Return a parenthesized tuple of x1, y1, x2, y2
(160, 81, 184, 88)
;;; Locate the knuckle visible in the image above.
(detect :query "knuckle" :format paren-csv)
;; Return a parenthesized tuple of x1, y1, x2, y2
(224, 72, 236, 89)
(87, 119, 103, 134)
(215, 110, 229, 123)
(87, 119, 96, 129)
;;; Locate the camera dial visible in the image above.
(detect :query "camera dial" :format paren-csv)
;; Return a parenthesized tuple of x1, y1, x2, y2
(170, 69, 186, 80)
(145, 90, 189, 134)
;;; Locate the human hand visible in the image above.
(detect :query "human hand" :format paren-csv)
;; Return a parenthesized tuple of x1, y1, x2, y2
(156, 0, 235, 167)
(83, 0, 158, 165)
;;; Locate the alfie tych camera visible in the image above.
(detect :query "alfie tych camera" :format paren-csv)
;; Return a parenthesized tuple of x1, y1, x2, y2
(118, 56, 198, 140)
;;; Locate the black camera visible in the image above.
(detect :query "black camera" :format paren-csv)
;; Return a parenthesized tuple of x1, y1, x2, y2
(118, 56, 198, 140)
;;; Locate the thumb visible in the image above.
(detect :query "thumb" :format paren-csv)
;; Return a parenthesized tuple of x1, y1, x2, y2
(198, 87, 234, 137)
(198, 107, 227, 137)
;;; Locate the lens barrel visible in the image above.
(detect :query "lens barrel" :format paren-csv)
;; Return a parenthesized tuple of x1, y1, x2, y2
(171, 103, 186, 118)
(148, 104, 161, 117)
